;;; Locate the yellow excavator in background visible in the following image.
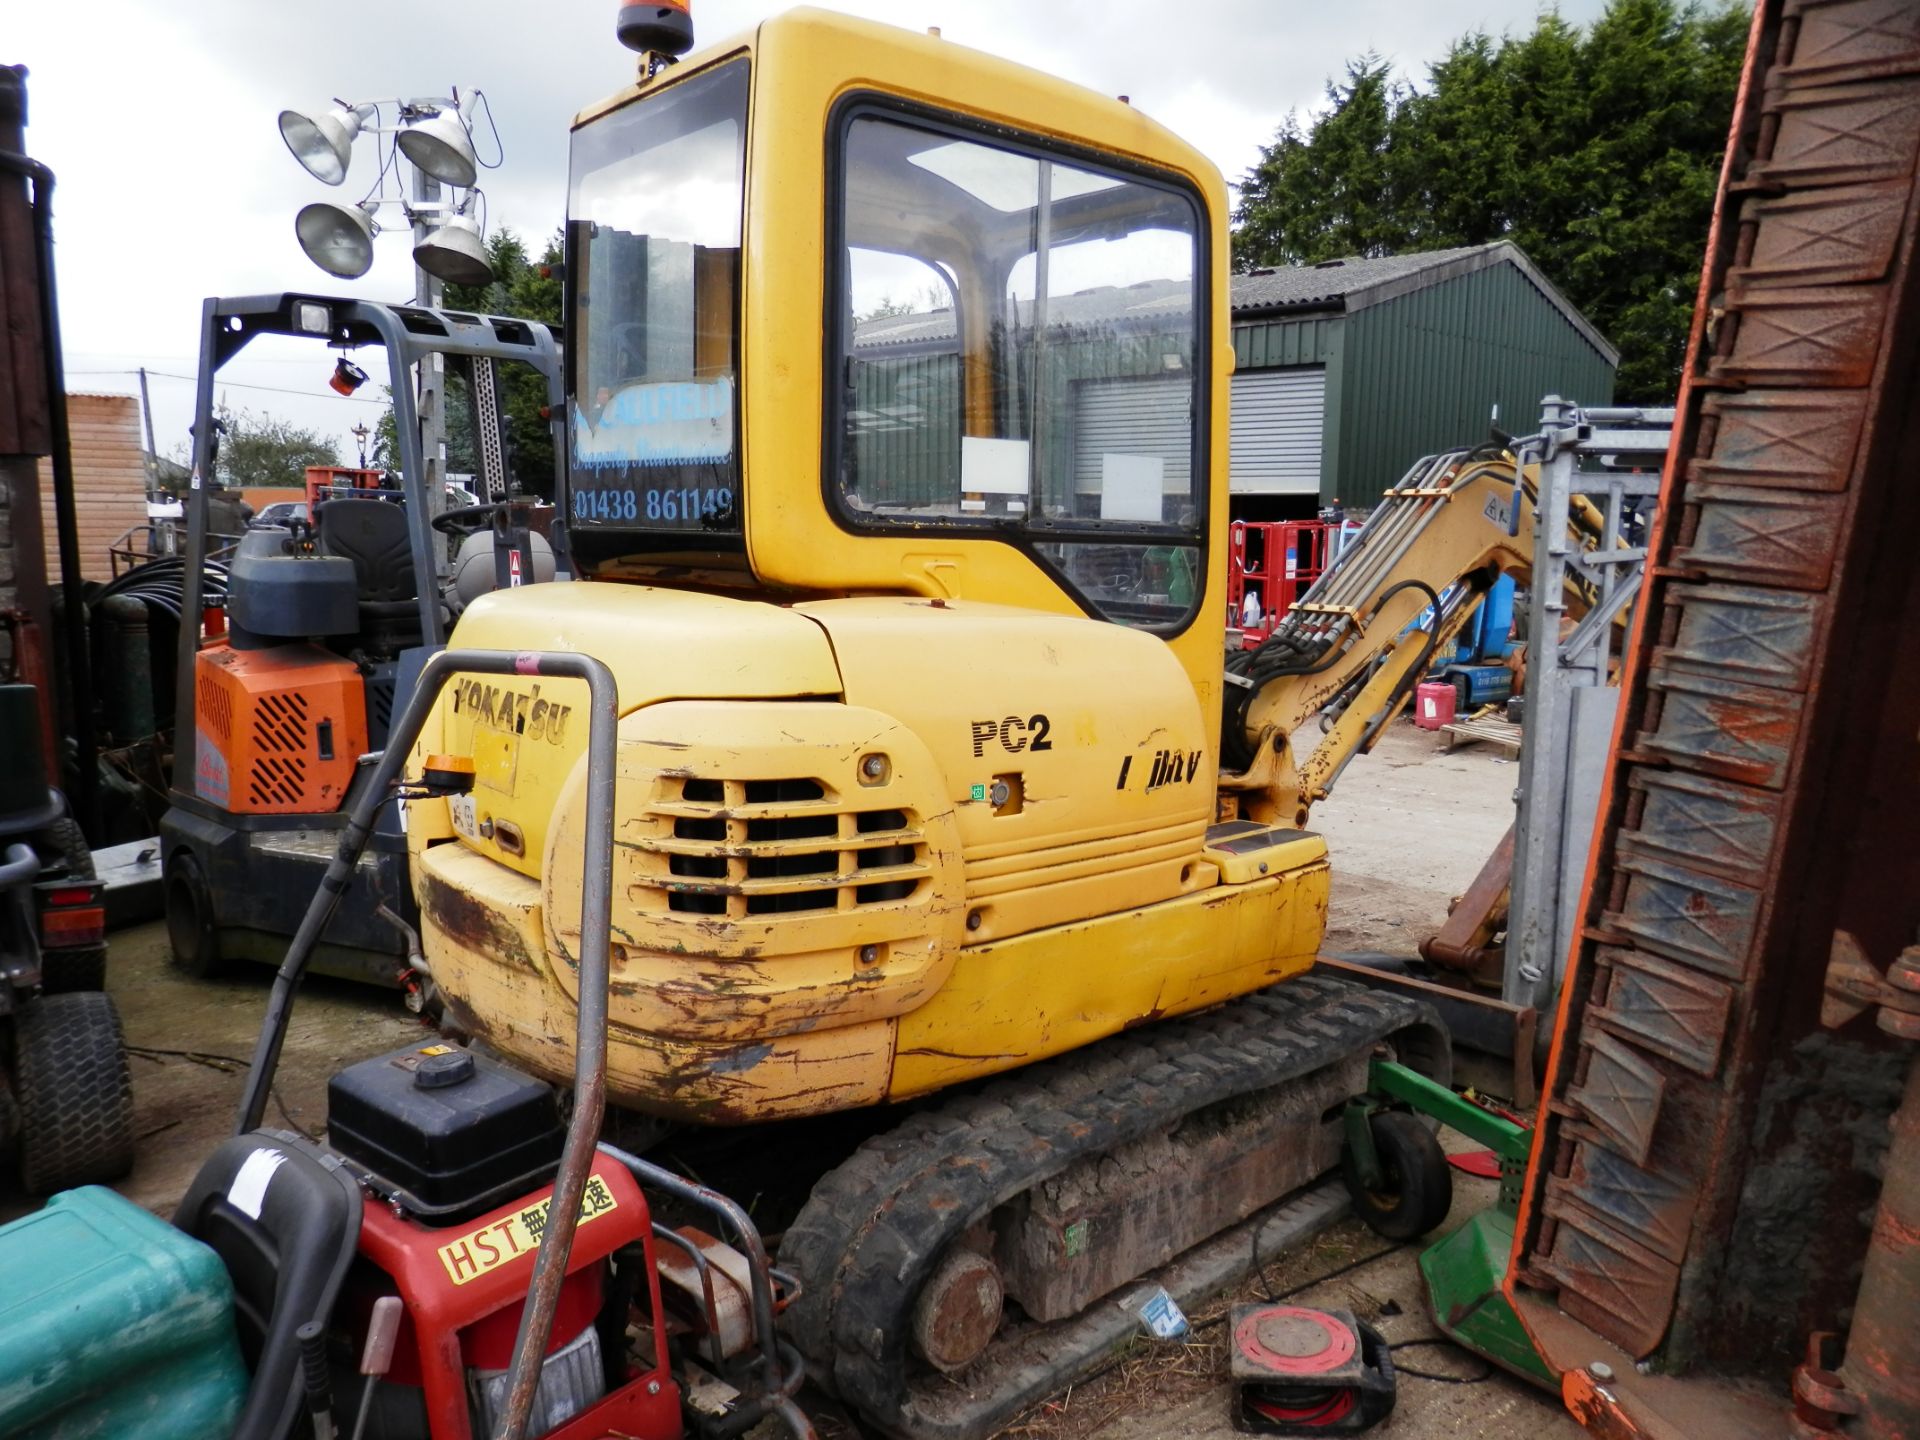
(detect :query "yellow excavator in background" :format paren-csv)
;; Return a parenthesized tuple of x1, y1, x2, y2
(399, 8, 1608, 1433)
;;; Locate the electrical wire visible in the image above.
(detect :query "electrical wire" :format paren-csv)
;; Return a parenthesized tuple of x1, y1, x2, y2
(357, 110, 401, 208)
(68, 368, 389, 405)
(1387, 1338, 1495, 1384)
(469, 88, 505, 169)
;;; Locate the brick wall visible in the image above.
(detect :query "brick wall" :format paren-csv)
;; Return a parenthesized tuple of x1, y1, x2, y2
(37, 393, 149, 581)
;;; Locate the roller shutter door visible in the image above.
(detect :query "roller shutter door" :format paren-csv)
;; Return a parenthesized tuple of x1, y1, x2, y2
(1231, 366, 1325, 494)
(1072, 377, 1194, 502)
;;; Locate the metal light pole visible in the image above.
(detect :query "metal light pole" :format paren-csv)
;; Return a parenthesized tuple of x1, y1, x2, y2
(409, 163, 447, 529)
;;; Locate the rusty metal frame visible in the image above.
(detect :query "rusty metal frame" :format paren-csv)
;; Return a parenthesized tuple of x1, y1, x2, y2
(1505, 3, 1920, 1435)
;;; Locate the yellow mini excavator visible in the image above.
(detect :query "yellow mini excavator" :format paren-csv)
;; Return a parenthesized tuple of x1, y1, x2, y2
(400, 9, 1609, 1433)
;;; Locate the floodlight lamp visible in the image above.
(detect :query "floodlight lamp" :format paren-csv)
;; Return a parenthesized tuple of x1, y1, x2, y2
(296, 201, 378, 280)
(413, 205, 493, 286)
(278, 102, 367, 186)
(396, 108, 479, 188)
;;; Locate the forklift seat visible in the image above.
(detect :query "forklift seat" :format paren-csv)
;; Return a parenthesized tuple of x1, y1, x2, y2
(317, 498, 418, 611)
(173, 1131, 363, 1440)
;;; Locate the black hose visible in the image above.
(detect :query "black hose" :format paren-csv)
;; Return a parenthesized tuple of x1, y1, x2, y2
(1222, 578, 1449, 772)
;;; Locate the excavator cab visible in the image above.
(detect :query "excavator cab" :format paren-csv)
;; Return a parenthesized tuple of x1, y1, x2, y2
(558, 11, 1229, 689)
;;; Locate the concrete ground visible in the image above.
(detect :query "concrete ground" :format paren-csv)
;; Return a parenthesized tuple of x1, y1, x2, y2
(2, 719, 1575, 1438)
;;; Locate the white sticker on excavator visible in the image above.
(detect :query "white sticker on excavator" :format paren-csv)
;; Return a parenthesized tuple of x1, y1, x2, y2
(449, 792, 478, 839)
(1482, 493, 1512, 529)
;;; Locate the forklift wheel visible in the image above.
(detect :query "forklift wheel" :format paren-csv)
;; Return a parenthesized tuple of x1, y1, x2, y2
(164, 852, 226, 979)
(1342, 1111, 1453, 1241)
(14, 992, 135, 1196)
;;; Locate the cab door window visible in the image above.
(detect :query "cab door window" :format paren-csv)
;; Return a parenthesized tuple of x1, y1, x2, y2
(830, 107, 1206, 631)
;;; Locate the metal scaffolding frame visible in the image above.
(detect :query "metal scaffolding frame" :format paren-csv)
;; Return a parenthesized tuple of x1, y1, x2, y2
(1502, 397, 1673, 1040)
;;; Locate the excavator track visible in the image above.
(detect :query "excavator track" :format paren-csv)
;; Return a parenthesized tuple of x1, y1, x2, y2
(780, 973, 1446, 1440)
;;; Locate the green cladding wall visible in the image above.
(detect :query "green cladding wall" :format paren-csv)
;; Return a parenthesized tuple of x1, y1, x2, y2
(1230, 261, 1616, 507)
(1328, 263, 1615, 503)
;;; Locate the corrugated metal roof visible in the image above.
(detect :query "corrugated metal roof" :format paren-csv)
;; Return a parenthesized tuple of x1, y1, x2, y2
(852, 241, 1612, 365)
(1231, 240, 1615, 365)
(1230, 245, 1494, 311)
(854, 276, 1193, 349)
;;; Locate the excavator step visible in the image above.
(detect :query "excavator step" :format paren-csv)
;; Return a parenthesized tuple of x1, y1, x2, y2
(778, 973, 1447, 1440)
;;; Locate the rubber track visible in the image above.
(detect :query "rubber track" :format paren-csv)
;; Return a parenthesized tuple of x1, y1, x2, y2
(779, 973, 1443, 1437)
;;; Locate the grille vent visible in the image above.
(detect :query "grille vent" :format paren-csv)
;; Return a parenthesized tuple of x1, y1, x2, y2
(248, 755, 309, 809)
(252, 692, 311, 753)
(637, 777, 927, 918)
(198, 674, 234, 746)
(248, 692, 312, 807)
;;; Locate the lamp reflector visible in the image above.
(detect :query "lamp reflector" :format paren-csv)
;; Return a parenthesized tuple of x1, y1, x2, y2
(413, 211, 493, 286)
(295, 202, 376, 280)
(396, 110, 479, 188)
(278, 104, 363, 186)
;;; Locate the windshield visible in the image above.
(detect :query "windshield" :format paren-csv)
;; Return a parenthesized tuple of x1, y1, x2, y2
(566, 60, 747, 535)
(832, 109, 1205, 630)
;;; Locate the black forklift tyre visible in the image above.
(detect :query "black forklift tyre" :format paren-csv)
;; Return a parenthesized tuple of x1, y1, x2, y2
(33, 817, 106, 993)
(15, 992, 135, 1195)
(1342, 1110, 1453, 1241)
(165, 851, 226, 979)
(0, 1076, 18, 1159)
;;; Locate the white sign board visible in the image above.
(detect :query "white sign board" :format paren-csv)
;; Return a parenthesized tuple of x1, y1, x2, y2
(1100, 453, 1166, 522)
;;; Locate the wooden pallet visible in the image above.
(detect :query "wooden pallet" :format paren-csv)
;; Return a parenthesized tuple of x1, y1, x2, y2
(1440, 715, 1523, 753)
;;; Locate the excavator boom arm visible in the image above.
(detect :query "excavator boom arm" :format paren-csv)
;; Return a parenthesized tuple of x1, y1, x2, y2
(1221, 448, 1600, 826)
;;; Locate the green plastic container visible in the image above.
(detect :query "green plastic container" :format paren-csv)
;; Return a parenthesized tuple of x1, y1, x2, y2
(0, 1186, 248, 1438)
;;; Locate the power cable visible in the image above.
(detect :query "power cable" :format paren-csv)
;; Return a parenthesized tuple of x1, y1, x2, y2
(65, 368, 388, 405)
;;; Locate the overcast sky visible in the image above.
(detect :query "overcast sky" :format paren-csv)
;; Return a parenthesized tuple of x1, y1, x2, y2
(11, 0, 1603, 467)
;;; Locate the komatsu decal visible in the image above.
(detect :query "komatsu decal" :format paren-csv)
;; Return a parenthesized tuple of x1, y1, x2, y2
(452, 679, 572, 745)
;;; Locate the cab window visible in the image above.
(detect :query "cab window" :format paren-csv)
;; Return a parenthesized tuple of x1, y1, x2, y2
(830, 106, 1206, 631)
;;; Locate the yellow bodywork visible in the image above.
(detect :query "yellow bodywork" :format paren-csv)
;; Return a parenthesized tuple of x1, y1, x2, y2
(413, 585, 1326, 1121)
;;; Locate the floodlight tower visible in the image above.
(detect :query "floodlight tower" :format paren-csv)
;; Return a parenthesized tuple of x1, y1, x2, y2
(276, 90, 500, 524)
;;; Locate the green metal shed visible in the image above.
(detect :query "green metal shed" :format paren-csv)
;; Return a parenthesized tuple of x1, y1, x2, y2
(1229, 241, 1618, 512)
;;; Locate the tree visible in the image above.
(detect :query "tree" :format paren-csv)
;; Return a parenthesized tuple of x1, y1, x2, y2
(375, 226, 564, 495)
(1233, 58, 1414, 266)
(209, 406, 338, 490)
(1232, 0, 1748, 400)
